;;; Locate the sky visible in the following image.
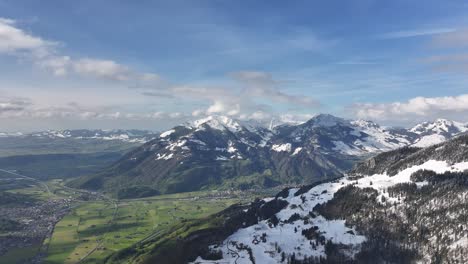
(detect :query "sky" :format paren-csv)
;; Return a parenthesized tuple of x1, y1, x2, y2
(1, 0, 468, 131)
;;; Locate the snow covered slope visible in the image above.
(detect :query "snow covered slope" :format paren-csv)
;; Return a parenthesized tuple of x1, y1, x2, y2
(272, 114, 413, 156)
(192, 161, 468, 263)
(189, 134, 468, 263)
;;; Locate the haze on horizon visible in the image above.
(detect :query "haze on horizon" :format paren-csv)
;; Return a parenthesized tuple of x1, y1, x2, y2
(1, 0, 468, 131)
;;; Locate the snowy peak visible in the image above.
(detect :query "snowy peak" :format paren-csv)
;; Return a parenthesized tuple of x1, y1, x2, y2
(273, 114, 412, 156)
(74, 115, 468, 199)
(188, 115, 245, 133)
(410, 119, 468, 135)
(410, 119, 468, 148)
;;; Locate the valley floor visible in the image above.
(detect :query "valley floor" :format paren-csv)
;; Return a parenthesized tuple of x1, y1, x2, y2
(0, 175, 263, 264)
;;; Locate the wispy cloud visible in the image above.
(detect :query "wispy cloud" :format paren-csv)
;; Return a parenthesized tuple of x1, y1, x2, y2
(422, 29, 468, 74)
(134, 71, 321, 119)
(231, 71, 320, 108)
(0, 96, 32, 113)
(423, 53, 468, 74)
(378, 28, 457, 39)
(431, 28, 468, 48)
(0, 95, 189, 122)
(334, 60, 379, 65)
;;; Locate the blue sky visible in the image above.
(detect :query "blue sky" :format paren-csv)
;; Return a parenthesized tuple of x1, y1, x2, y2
(1, 0, 468, 131)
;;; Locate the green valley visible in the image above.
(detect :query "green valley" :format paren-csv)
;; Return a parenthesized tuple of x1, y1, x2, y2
(0, 175, 262, 264)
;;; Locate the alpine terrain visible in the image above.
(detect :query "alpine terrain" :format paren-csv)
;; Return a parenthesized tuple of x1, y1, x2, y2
(70, 114, 468, 197)
(111, 133, 468, 264)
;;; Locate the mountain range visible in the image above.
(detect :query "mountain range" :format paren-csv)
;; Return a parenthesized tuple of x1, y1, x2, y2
(0, 129, 159, 158)
(0, 129, 160, 181)
(69, 114, 468, 197)
(0, 129, 159, 143)
(110, 133, 468, 264)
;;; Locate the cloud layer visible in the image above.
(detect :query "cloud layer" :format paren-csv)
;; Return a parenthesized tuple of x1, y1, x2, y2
(351, 94, 468, 124)
(0, 17, 320, 125)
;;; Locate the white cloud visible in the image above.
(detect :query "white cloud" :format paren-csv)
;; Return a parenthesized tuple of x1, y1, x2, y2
(0, 18, 53, 55)
(156, 71, 320, 120)
(0, 95, 189, 123)
(206, 100, 241, 116)
(278, 113, 315, 124)
(0, 18, 321, 129)
(37, 55, 71, 76)
(351, 94, 468, 124)
(73, 58, 131, 81)
(0, 17, 159, 83)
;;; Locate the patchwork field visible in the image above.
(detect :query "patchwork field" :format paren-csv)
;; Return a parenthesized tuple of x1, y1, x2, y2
(43, 191, 248, 264)
(0, 174, 266, 264)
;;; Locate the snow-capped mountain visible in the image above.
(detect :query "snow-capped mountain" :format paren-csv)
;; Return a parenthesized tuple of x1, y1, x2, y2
(0, 129, 159, 143)
(273, 114, 413, 156)
(410, 119, 468, 147)
(142, 134, 468, 264)
(71, 114, 468, 197)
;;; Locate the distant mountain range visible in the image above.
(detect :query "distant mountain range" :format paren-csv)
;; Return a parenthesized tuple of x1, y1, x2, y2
(0, 129, 160, 181)
(0, 129, 159, 143)
(69, 114, 468, 197)
(0, 129, 160, 159)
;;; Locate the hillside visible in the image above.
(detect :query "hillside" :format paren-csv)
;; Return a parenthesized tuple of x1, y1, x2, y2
(70, 115, 468, 197)
(111, 134, 468, 264)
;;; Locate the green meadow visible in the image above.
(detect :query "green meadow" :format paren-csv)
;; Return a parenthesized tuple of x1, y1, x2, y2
(44, 191, 245, 264)
(0, 177, 259, 264)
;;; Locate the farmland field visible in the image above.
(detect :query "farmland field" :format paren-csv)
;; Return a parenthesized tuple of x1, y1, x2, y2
(43, 190, 251, 264)
(0, 174, 267, 264)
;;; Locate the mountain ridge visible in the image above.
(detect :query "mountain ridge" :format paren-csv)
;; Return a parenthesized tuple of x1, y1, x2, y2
(69, 114, 468, 197)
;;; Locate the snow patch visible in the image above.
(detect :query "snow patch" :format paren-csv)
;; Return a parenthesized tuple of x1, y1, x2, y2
(292, 147, 302, 156)
(412, 134, 446, 148)
(160, 129, 175, 138)
(272, 143, 292, 152)
(156, 152, 174, 160)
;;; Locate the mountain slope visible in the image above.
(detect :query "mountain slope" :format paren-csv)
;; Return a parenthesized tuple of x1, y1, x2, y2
(70, 115, 468, 197)
(69, 115, 360, 196)
(120, 134, 468, 264)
